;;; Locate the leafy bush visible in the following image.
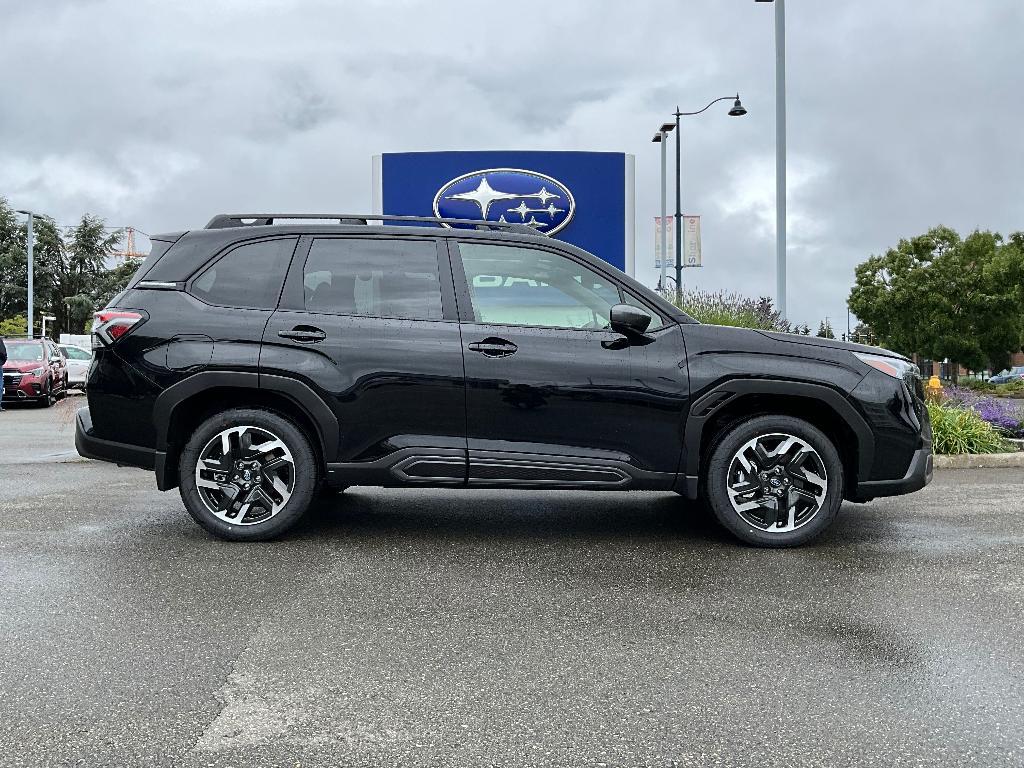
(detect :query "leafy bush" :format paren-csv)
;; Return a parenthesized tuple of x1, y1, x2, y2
(943, 385, 1024, 437)
(957, 378, 990, 391)
(0, 315, 27, 336)
(667, 290, 790, 332)
(926, 400, 1012, 454)
(954, 377, 1024, 395)
(993, 379, 1024, 396)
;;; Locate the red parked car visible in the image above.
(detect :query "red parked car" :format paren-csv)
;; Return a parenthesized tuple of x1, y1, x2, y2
(1, 338, 69, 407)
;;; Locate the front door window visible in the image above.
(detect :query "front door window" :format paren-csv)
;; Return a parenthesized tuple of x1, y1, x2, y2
(457, 242, 620, 330)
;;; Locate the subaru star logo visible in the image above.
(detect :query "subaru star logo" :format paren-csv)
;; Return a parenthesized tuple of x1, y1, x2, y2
(432, 168, 576, 236)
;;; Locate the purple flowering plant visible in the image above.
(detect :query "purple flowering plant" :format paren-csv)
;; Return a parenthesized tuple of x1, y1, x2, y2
(943, 385, 1024, 437)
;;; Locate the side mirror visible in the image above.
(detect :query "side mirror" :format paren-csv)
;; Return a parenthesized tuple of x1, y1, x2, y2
(609, 303, 652, 336)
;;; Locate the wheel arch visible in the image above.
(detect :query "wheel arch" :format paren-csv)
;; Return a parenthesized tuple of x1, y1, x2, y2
(152, 372, 337, 491)
(682, 379, 874, 500)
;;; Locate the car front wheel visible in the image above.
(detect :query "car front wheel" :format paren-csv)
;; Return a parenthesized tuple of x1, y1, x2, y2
(37, 380, 54, 408)
(178, 408, 317, 541)
(704, 415, 844, 547)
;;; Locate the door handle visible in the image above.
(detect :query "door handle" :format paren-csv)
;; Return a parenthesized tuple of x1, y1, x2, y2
(468, 338, 517, 357)
(278, 326, 326, 342)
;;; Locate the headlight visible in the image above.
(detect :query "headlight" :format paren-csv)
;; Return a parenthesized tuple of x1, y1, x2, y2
(27, 367, 44, 377)
(853, 353, 918, 380)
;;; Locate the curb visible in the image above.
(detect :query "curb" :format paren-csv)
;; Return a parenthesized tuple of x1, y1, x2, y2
(933, 452, 1024, 469)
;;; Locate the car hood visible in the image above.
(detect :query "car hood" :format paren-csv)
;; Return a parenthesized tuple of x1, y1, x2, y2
(755, 331, 908, 361)
(2, 361, 45, 372)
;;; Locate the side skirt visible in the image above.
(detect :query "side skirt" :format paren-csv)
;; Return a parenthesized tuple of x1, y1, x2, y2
(325, 448, 676, 491)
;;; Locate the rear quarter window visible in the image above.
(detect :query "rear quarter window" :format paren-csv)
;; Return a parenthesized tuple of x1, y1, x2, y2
(190, 238, 297, 309)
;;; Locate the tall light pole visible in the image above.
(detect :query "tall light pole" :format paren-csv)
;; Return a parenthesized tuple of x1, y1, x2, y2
(651, 122, 675, 293)
(670, 95, 747, 304)
(757, 0, 787, 318)
(15, 209, 35, 339)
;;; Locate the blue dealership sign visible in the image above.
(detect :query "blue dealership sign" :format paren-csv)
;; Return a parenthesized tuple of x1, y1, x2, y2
(373, 151, 635, 275)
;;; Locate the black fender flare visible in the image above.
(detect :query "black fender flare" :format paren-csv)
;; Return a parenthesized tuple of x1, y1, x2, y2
(152, 372, 339, 490)
(680, 378, 874, 498)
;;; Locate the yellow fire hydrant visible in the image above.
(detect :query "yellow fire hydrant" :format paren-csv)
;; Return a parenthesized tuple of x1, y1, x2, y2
(925, 375, 943, 400)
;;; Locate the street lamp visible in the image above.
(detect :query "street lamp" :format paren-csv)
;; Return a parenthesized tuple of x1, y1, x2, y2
(651, 121, 675, 294)
(756, 0, 787, 318)
(14, 209, 37, 339)
(670, 94, 747, 303)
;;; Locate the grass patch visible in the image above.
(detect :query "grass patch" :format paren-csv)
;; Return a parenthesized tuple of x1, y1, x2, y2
(926, 400, 1013, 455)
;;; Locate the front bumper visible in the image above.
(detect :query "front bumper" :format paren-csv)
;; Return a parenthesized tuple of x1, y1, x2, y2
(2, 374, 44, 400)
(854, 446, 933, 501)
(75, 407, 156, 470)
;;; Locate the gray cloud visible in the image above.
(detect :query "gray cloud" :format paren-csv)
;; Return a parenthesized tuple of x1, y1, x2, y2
(1, 0, 1020, 328)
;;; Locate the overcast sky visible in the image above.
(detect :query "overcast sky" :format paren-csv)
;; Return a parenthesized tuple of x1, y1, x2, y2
(2, 0, 1021, 328)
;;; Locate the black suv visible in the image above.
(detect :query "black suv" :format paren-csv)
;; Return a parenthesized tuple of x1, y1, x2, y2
(76, 213, 932, 546)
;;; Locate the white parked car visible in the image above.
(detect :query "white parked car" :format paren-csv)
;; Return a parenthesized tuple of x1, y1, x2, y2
(58, 344, 93, 390)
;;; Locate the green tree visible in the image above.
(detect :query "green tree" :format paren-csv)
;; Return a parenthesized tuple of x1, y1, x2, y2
(0, 314, 27, 336)
(848, 226, 1024, 380)
(816, 319, 835, 339)
(92, 259, 142, 310)
(0, 198, 28, 319)
(53, 215, 122, 336)
(0, 197, 125, 338)
(0, 198, 65, 333)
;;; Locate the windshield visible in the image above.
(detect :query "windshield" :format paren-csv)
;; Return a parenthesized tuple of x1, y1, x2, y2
(6, 344, 44, 362)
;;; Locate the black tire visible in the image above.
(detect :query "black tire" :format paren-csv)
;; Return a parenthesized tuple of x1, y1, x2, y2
(703, 415, 844, 548)
(37, 380, 53, 408)
(56, 376, 68, 401)
(178, 408, 317, 541)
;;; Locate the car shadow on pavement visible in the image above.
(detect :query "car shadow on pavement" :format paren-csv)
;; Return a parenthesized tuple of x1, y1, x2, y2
(291, 490, 743, 548)
(274, 489, 905, 554)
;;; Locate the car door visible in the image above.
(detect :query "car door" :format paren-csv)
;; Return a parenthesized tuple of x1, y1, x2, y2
(62, 346, 91, 383)
(450, 238, 688, 489)
(262, 234, 468, 486)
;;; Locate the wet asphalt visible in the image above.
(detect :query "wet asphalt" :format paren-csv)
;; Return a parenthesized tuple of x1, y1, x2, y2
(0, 399, 1022, 767)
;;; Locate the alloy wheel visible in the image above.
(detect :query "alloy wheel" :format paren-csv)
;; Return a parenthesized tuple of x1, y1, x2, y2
(195, 425, 295, 525)
(725, 432, 828, 533)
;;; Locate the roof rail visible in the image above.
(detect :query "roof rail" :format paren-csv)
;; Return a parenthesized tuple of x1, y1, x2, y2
(203, 213, 537, 235)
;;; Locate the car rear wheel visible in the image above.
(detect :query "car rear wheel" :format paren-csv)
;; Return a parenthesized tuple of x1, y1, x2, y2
(704, 415, 844, 547)
(178, 408, 317, 541)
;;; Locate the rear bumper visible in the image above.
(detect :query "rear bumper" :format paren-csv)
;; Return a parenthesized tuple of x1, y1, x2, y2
(75, 407, 156, 471)
(854, 446, 933, 501)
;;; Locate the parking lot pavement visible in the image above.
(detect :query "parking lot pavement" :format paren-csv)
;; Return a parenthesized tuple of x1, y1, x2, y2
(0, 405, 1022, 767)
(0, 394, 85, 464)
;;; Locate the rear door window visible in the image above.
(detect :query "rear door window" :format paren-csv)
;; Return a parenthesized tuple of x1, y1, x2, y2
(303, 238, 443, 320)
(190, 238, 297, 309)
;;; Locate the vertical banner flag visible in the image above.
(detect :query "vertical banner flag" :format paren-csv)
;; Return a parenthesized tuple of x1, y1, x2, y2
(654, 216, 675, 269)
(683, 215, 702, 267)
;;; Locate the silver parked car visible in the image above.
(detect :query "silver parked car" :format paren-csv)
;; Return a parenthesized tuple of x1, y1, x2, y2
(58, 344, 93, 390)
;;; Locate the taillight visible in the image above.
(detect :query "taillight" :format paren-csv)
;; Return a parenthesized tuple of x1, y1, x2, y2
(92, 310, 145, 349)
